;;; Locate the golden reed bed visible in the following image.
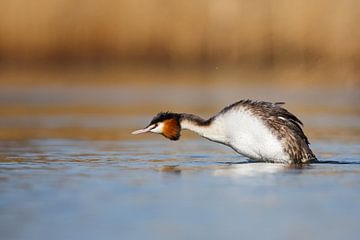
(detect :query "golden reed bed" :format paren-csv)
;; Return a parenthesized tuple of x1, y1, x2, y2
(0, 0, 359, 66)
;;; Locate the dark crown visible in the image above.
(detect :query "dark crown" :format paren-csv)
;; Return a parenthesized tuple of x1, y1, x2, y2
(149, 112, 181, 125)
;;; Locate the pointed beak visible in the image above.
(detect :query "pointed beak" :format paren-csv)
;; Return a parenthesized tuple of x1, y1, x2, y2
(131, 125, 153, 135)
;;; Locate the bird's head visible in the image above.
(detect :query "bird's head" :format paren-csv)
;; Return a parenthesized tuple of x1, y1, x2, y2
(131, 112, 181, 140)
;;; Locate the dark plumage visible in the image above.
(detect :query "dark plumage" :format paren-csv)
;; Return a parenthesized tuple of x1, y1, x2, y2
(149, 112, 181, 126)
(219, 100, 316, 162)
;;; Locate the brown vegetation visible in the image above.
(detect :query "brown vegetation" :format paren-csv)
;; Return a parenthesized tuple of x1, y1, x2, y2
(0, 0, 359, 68)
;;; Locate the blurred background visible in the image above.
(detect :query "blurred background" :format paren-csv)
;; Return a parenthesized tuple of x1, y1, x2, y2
(0, 0, 359, 71)
(0, 0, 359, 140)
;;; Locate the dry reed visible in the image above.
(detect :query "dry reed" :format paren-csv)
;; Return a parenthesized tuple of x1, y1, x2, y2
(0, 0, 359, 67)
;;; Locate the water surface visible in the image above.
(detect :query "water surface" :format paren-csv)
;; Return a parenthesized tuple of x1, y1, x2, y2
(0, 70, 359, 240)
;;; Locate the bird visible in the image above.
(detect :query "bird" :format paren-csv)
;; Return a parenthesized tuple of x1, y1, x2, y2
(131, 100, 317, 164)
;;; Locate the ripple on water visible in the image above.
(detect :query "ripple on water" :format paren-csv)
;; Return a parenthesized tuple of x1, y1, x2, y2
(0, 139, 360, 240)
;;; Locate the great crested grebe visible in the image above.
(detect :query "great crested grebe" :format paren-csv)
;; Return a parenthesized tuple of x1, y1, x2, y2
(132, 100, 317, 164)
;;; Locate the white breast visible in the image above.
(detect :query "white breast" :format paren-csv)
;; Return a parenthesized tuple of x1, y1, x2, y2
(211, 109, 290, 163)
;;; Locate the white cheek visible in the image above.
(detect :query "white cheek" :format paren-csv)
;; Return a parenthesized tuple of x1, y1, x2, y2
(150, 123, 164, 133)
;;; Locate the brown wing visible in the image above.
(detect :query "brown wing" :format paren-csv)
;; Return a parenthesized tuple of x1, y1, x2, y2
(220, 100, 316, 163)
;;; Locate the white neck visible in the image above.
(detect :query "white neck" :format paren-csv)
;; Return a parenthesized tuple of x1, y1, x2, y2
(180, 119, 226, 144)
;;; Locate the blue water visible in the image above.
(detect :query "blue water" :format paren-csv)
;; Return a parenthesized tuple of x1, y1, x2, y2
(0, 139, 359, 240)
(0, 81, 359, 240)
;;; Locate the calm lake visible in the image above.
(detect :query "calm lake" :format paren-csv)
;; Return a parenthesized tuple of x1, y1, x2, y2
(0, 67, 359, 240)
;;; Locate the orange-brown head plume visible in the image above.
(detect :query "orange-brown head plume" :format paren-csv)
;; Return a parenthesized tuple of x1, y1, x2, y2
(132, 111, 210, 140)
(162, 118, 181, 140)
(145, 112, 182, 140)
